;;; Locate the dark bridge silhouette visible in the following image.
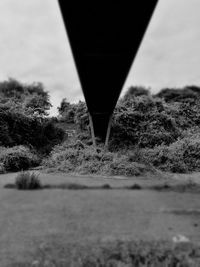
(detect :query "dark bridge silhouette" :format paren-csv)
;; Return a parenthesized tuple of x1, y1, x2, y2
(58, 1, 158, 146)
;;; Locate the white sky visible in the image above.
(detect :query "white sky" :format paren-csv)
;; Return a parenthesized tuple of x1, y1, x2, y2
(0, 0, 200, 115)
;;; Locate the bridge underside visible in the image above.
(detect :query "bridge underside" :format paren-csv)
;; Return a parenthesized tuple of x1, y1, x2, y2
(58, 1, 158, 146)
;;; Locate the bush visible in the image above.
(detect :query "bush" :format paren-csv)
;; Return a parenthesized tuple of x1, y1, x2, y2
(109, 158, 152, 177)
(154, 85, 200, 102)
(43, 143, 105, 174)
(101, 184, 111, 189)
(15, 171, 42, 190)
(142, 133, 200, 173)
(0, 109, 65, 155)
(0, 146, 40, 172)
(123, 86, 150, 101)
(76, 160, 104, 174)
(110, 96, 180, 150)
(43, 141, 156, 176)
(127, 183, 142, 190)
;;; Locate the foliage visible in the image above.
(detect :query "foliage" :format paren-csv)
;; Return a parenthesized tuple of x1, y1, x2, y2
(177, 100, 200, 129)
(43, 140, 155, 176)
(141, 132, 200, 173)
(110, 95, 180, 149)
(74, 101, 89, 131)
(24, 94, 52, 116)
(4, 77, 200, 174)
(154, 85, 200, 102)
(36, 119, 66, 154)
(0, 78, 65, 158)
(57, 98, 77, 123)
(0, 78, 52, 116)
(15, 171, 42, 190)
(0, 109, 65, 154)
(53, 84, 200, 174)
(0, 146, 40, 172)
(122, 85, 150, 101)
(21, 240, 200, 266)
(109, 159, 150, 176)
(58, 99, 89, 130)
(74, 241, 200, 267)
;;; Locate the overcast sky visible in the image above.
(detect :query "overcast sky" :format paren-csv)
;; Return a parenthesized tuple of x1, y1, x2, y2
(0, 0, 200, 115)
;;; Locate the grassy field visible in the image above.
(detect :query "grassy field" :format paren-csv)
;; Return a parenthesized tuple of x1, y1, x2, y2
(0, 172, 200, 266)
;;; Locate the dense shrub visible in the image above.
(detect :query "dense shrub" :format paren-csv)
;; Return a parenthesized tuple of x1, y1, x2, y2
(0, 78, 65, 155)
(58, 99, 89, 132)
(4, 79, 200, 175)
(0, 109, 65, 154)
(0, 146, 40, 172)
(164, 100, 200, 130)
(43, 141, 155, 176)
(110, 96, 180, 150)
(109, 157, 151, 176)
(36, 119, 66, 154)
(15, 171, 42, 190)
(45, 87, 200, 174)
(123, 86, 150, 101)
(0, 78, 52, 116)
(56, 88, 200, 159)
(142, 132, 200, 173)
(154, 85, 200, 102)
(43, 142, 103, 173)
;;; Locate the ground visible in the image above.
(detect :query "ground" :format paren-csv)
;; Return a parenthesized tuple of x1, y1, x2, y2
(0, 171, 200, 266)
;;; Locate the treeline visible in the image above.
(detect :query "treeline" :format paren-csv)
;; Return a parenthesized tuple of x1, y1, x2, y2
(0, 79, 65, 173)
(51, 85, 200, 174)
(1, 78, 200, 174)
(57, 85, 200, 149)
(0, 78, 65, 154)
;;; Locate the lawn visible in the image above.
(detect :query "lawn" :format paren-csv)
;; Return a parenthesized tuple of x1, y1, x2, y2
(0, 172, 200, 266)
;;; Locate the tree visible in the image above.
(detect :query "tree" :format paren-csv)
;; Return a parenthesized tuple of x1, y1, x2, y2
(122, 86, 150, 102)
(57, 99, 89, 129)
(110, 95, 180, 150)
(74, 101, 89, 131)
(0, 78, 64, 154)
(0, 108, 65, 154)
(154, 86, 200, 102)
(0, 78, 52, 116)
(57, 98, 76, 123)
(24, 94, 52, 116)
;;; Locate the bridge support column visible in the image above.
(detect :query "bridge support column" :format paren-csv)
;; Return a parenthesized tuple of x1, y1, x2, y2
(104, 115, 112, 150)
(89, 113, 112, 149)
(89, 113, 96, 147)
